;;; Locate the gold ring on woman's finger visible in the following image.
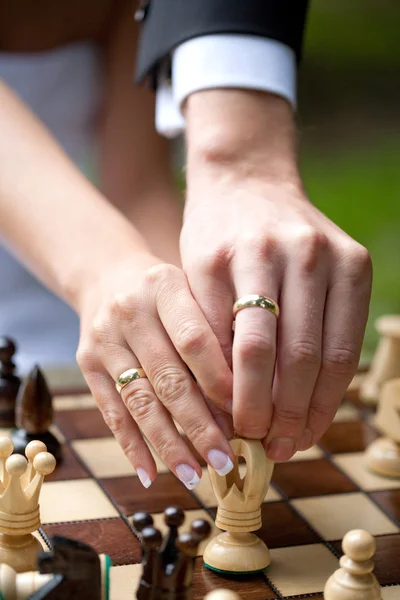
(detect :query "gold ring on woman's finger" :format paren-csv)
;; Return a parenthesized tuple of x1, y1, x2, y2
(115, 368, 147, 393)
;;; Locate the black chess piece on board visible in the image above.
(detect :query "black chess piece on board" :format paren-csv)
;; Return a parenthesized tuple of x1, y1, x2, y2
(11, 365, 62, 462)
(0, 337, 21, 427)
(31, 535, 111, 600)
(133, 506, 211, 600)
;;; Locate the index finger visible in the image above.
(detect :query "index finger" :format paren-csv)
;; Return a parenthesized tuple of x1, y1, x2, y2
(152, 265, 233, 412)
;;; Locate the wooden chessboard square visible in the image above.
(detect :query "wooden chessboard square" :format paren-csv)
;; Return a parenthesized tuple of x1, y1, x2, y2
(333, 452, 400, 491)
(258, 502, 320, 548)
(382, 585, 400, 599)
(331, 533, 400, 586)
(41, 479, 119, 523)
(292, 492, 399, 541)
(42, 518, 141, 565)
(272, 458, 356, 498)
(55, 408, 110, 439)
(53, 393, 97, 411)
(101, 473, 201, 516)
(320, 420, 379, 454)
(370, 490, 400, 525)
(72, 437, 167, 478)
(266, 543, 338, 596)
(45, 445, 90, 482)
(192, 559, 276, 599)
(194, 466, 282, 508)
(110, 564, 142, 600)
(150, 509, 217, 557)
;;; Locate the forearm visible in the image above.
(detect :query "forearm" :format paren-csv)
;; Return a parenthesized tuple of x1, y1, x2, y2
(184, 90, 302, 190)
(0, 81, 150, 311)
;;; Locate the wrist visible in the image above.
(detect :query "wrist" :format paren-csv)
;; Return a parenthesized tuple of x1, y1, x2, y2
(184, 89, 301, 187)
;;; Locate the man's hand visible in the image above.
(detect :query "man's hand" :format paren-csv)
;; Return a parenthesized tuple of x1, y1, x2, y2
(180, 90, 372, 462)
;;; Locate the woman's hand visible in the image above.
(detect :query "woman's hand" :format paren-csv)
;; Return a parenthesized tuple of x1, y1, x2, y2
(76, 253, 235, 489)
(180, 90, 372, 462)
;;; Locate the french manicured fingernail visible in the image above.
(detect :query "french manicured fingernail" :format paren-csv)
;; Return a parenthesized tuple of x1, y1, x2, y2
(137, 468, 152, 489)
(299, 428, 313, 450)
(208, 449, 234, 476)
(267, 438, 296, 462)
(176, 464, 201, 489)
(224, 400, 233, 414)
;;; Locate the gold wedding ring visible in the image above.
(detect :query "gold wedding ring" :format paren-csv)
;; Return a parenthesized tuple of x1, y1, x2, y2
(116, 368, 147, 393)
(233, 294, 280, 319)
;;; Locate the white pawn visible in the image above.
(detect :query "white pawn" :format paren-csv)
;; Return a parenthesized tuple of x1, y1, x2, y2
(324, 530, 381, 599)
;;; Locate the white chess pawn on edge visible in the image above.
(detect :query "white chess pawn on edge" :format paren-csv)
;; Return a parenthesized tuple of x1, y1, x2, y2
(324, 529, 381, 599)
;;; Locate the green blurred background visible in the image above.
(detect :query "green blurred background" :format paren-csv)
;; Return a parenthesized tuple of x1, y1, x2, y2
(298, 0, 400, 359)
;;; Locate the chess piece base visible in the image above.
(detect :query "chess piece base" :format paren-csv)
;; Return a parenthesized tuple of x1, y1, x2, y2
(11, 428, 62, 463)
(203, 532, 270, 574)
(365, 438, 400, 478)
(0, 533, 44, 573)
(324, 568, 381, 599)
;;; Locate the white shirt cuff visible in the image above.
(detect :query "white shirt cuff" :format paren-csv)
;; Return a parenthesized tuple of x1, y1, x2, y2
(155, 34, 296, 139)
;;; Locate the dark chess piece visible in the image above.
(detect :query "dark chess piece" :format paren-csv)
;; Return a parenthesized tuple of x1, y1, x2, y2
(35, 535, 111, 599)
(0, 337, 21, 427)
(11, 365, 62, 462)
(0, 536, 111, 600)
(133, 506, 211, 600)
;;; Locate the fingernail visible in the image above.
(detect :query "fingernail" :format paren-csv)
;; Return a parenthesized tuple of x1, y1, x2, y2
(224, 400, 233, 414)
(137, 468, 152, 489)
(208, 449, 234, 476)
(176, 464, 201, 489)
(267, 438, 296, 462)
(299, 428, 313, 451)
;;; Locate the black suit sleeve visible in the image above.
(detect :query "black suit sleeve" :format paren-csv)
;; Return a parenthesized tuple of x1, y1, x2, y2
(135, 0, 310, 85)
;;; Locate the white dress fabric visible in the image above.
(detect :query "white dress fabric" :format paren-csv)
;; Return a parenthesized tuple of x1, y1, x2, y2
(0, 42, 103, 373)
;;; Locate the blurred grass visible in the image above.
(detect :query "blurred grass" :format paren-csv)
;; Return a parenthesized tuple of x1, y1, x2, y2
(304, 1, 400, 66)
(301, 140, 400, 359)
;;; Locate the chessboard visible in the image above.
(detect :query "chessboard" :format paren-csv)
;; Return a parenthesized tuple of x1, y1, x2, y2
(3, 375, 399, 600)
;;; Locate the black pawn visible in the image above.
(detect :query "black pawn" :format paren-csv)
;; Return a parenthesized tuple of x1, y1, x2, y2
(11, 364, 62, 462)
(0, 337, 21, 427)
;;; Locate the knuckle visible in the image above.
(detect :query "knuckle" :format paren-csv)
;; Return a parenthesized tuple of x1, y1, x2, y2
(145, 263, 182, 287)
(285, 340, 321, 369)
(294, 227, 329, 273)
(274, 405, 306, 427)
(175, 322, 209, 356)
(184, 419, 215, 446)
(76, 344, 96, 372)
(109, 292, 135, 320)
(340, 244, 373, 285)
(235, 418, 269, 439)
(102, 408, 125, 434)
(153, 367, 192, 404)
(236, 333, 275, 364)
(308, 402, 335, 422)
(124, 387, 155, 421)
(322, 345, 359, 377)
(239, 231, 279, 260)
(91, 316, 111, 345)
(193, 246, 232, 277)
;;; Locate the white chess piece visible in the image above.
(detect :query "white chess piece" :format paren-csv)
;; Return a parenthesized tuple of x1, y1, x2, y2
(324, 529, 381, 599)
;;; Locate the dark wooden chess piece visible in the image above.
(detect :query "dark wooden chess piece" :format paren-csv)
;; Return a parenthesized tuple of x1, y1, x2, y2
(11, 365, 62, 462)
(0, 536, 111, 600)
(0, 337, 21, 427)
(133, 506, 211, 600)
(33, 535, 110, 599)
